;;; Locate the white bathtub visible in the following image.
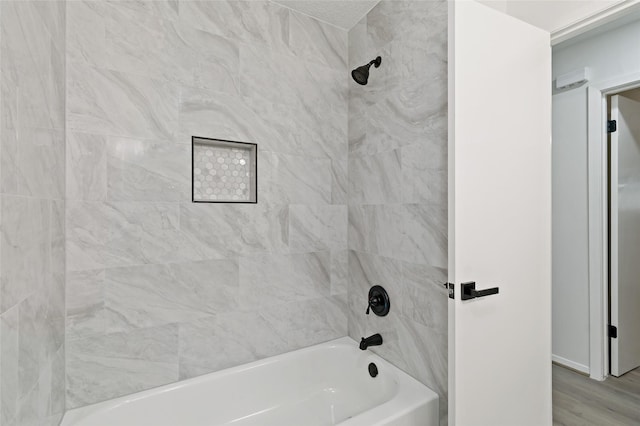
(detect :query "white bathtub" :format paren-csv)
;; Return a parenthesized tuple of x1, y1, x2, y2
(61, 337, 439, 426)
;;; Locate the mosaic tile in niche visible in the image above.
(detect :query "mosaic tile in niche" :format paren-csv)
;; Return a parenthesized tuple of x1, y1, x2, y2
(192, 137, 257, 203)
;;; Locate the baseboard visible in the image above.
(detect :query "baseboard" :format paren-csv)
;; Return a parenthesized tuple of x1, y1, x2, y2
(552, 354, 590, 375)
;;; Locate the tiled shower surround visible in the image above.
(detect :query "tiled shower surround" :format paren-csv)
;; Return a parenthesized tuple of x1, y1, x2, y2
(348, 2, 449, 424)
(0, 1, 67, 425)
(2, 0, 447, 424)
(64, 0, 349, 408)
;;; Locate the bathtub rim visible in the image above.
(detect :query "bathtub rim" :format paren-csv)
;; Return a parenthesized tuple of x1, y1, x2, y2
(61, 336, 439, 426)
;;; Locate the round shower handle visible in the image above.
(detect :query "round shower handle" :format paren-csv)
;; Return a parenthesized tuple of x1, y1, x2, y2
(366, 285, 390, 317)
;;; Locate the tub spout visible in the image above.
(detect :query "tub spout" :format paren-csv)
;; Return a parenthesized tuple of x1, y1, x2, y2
(359, 333, 383, 350)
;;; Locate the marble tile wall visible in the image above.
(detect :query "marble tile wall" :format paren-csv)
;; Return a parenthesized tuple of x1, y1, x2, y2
(64, 0, 349, 409)
(0, 1, 67, 425)
(347, 1, 449, 425)
(0, 0, 448, 417)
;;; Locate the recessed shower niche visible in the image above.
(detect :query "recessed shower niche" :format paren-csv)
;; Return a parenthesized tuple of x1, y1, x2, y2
(192, 136, 257, 203)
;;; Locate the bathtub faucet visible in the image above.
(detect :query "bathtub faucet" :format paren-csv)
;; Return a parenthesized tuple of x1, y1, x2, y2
(359, 333, 383, 350)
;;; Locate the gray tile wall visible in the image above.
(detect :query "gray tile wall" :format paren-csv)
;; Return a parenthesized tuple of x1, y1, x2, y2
(347, 1, 449, 425)
(64, 0, 349, 409)
(0, 1, 67, 425)
(0, 0, 448, 418)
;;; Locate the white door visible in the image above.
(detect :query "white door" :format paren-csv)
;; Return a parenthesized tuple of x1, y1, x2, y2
(449, 2, 552, 425)
(610, 94, 640, 377)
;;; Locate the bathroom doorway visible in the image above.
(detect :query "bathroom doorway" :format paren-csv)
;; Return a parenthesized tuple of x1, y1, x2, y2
(552, 11, 640, 381)
(552, 82, 640, 423)
(551, 12, 640, 422)
(608, 87, 640, 378)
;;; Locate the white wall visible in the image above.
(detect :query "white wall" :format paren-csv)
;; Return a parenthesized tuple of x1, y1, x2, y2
(554, 19, 640, 82)
(552, 17, 640, 371)
(552, 88, 590, 371)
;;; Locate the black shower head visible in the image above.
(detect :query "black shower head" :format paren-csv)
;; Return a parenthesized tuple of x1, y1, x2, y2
(351, 56, 382, 85)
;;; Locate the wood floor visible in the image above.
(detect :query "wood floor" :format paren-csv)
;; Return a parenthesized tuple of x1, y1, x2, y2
(553, 364, 640, 425)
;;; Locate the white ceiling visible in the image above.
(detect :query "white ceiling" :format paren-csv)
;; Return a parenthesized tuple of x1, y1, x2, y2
(484, 0, 624, 32)
(276, 0, 629, 35)
(272, 0, 379, 30)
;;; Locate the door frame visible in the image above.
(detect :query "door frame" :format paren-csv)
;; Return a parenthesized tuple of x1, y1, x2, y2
(587, 72, 640, 380)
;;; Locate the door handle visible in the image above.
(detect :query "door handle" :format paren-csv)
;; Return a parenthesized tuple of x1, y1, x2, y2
(461, 281, 499, 300)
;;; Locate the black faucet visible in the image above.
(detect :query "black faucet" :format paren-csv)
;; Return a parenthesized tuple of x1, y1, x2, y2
(359, 333, 383, 350)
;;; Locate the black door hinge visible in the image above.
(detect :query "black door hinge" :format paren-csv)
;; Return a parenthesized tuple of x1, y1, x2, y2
(608, 120, 617, 133)
(609, 325, 618, 339)
(445, 282, 455, 299)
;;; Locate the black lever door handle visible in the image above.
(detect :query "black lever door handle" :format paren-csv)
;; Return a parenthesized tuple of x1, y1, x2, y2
(461, 281, 499, 300)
